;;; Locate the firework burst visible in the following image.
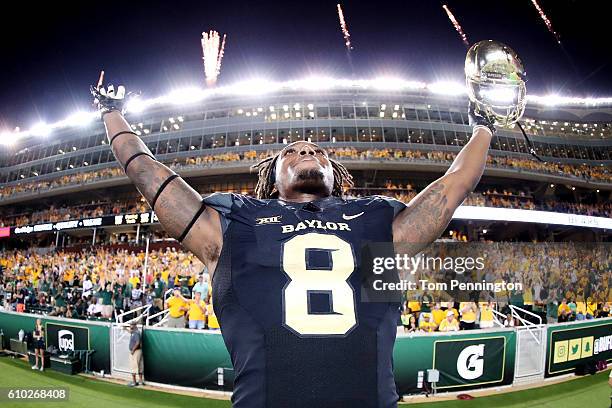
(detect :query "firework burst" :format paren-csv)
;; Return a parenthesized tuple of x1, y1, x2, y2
(530, 0, 561, 44)
(201, 30, 227, 87)
(442, 4, 469, 47)
(337, 4, 353, 51)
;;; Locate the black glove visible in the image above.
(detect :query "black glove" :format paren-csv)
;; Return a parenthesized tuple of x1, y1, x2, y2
(468, 102, 496, 135)
(90, 83, 130, 117)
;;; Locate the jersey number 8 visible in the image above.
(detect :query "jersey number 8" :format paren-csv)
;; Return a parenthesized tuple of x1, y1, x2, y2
(282, 233, 357, 336)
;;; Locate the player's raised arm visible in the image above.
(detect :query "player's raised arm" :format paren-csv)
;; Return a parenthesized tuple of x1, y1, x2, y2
(90, 73, 223, 271)
(392, 103, 495, 251)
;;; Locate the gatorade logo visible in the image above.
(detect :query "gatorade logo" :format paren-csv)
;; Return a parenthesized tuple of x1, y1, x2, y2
(457, 344, 485, 380)
(58, 330, 74, 351)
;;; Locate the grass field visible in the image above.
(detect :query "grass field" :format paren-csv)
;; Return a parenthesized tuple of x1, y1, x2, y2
(0, 357, 609, 408)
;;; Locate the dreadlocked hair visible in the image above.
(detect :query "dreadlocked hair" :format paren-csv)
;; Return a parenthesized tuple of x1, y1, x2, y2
(252, 151, 353, 199)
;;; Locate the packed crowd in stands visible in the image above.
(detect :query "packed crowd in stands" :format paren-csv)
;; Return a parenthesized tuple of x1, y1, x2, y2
(1, 200, 150, 228)
(463, 190, 610, 217)
(1, 148, 609, 200)
(0, 241, 609, 331)
(2, 182, 609, 228)
(399, 241, 611, 332)
(0, 247, 217, 328)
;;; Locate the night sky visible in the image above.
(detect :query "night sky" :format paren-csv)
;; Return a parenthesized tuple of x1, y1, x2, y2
(1, 0, 610, 130)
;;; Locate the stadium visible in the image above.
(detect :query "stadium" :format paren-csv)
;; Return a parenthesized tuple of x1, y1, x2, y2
(1, 2, 611, 407)
(0, 76, 610, 406)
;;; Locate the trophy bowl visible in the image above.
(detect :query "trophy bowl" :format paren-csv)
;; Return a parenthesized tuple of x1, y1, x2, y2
(465, 40, 527, 127)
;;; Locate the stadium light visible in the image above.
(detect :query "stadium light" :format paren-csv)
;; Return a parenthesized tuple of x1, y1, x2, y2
(427, 81, 465, 96)
(126, 97, 147, 114)
(0, 131, 16, 146)
(369, 77, 427, 91)
(65, 111, 96, 127)
(527, 94, 612, 106)
(227, 79, 278, 96)
(6, 76, 612, 138)
(371, 77, 405, 91)
(288, 76, 338, 91)
(165, 87, 207, 105)
(30, 122, 53, 137)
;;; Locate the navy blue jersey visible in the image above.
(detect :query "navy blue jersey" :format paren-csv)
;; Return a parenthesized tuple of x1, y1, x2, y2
(205, 193, 405, 408)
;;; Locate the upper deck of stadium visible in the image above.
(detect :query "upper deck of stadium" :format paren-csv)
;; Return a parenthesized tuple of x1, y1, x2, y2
(0, 78, 610, 204)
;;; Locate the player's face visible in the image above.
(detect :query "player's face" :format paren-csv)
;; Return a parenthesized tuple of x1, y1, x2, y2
(275, 142, 334, 198)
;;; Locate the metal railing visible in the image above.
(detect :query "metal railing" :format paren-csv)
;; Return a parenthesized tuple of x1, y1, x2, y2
(490, 308, 507, 328)
(508, 304, 544, 344)
(146, 309, 170, 327)
(115, 304, 151, 324)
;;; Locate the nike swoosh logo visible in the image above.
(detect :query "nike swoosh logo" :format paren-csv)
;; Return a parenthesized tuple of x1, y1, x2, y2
(342, 212, 364, 220)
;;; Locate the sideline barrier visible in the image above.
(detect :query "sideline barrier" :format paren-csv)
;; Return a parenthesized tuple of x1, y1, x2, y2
(394, 328, 516, 394)
(0, 310, 111, 373)
(545, 318, 612, 377)
(2, 310, 610, 395)
(142, 326, 232, 389)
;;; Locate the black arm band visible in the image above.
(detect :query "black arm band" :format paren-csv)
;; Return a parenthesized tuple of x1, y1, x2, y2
(151, 174, 179, 209)
(178, 201, 207, 243)
(124, 152, 155, 171)
(110, 130, 137, 146)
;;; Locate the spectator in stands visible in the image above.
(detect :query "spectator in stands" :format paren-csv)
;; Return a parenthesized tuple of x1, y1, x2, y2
(31, 318, 45, 372)
(546, 299, 558, 324)
(187, 291, 207, 330)
(406, 315, 419, 333)
(444, 300, 459, 321)
(407, 299, 421, 319)
(74, 298, 86, 318)
(130, 283, 143, 313)
(504, 314, 516, 327)
(166, 288, 188, 328)
(178, 278, 191, 298)
(66, 304, 79, 319)
(557, 299, 572, 322)
(152, 274, 166, 311)
(460, 302, 478, 330)
(38, 276, 51, 297)
(418, 313, 436, 332)
(112, 283, 125, 316)
(419, 291, 433, 314)
(49, 282, 66, 316)
(192, 274, 209, 299)
(99, 283, 114, 319)
(431, 303, 445, 328)
(15, 282, 26, 313)
(479, 302, 495, 329)
(438, 311, 459, 332)
(400, 309, 411, 332)
(586, 299, 597, 319)
(568, 299, 577, 319)
(87, 296, 99, 317)
(82, 275, 93, 298)
(205, 296, 220, 330)
(127, 321, 144, 387)
(600, 304, 610, 318)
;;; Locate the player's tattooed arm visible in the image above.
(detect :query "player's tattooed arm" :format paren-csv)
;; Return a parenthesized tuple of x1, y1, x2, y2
(101, 110, 223, 270)
(392, 127, 492, 252)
